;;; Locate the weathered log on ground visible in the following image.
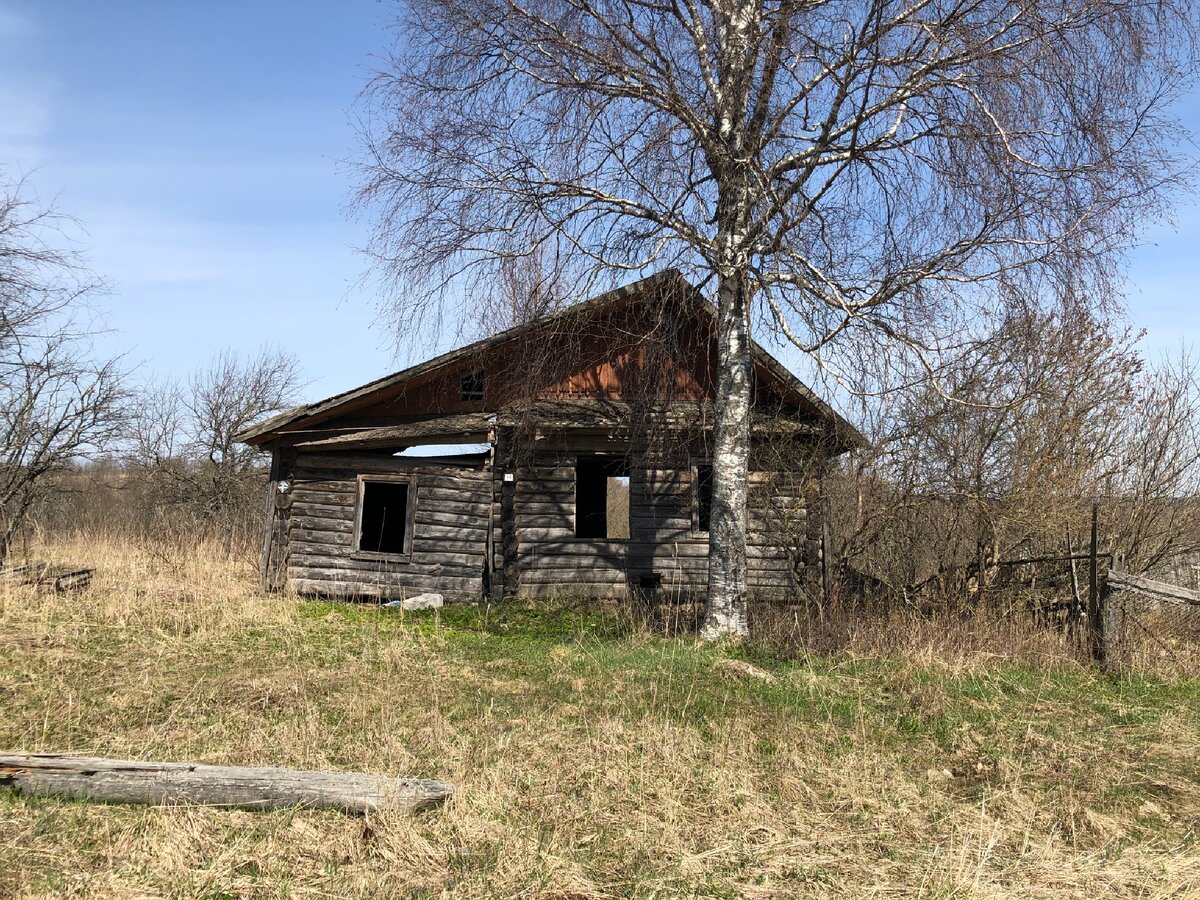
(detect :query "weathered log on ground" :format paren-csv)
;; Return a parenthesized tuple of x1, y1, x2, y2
(0, 562, 93, 592)
(0, 753, 453, 815)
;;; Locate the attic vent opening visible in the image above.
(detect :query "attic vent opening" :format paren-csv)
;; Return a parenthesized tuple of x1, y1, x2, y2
(576, 456, 630, 540)
(460, 369, 485, 402)
(356, 479, 413, 555)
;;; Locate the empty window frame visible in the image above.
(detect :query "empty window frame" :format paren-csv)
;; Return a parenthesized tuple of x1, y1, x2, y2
(694, 463, 713, 534)
(575, 456, 631, 540)
(460, 369, 485, 402)
(355, 476, 416, 556)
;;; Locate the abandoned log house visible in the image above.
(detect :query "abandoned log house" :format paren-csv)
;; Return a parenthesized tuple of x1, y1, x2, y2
(237, 270, 863, 600)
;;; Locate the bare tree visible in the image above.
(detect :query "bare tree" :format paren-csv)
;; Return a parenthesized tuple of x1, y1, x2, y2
(470, 246, 571, 337)
(1107, 348, 1200, 574)
(0, 174, 127, 564)
(131, 348, 302, 545)
(356, 0, 1196, 637)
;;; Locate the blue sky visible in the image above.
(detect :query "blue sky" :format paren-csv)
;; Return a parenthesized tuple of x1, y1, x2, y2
(1, 0, 1198, 402)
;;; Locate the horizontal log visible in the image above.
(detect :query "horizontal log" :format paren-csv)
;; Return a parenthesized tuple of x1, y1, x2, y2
(513, 501, 576, 515)
(288, 560, 481, 580)
(290, 576, 481, 598)
(292, 479, 356, 495)
(0, 753, 452, 816)
(413, 509, 490, 529)
(289, 501, 354, 519)
(515, 485, 576, 501)
(288, 566, 480, 588)
(289, 546, 485, 568)
(515, 527, 578, 542)
(297, 453, 487, 473)
(1106, 571, 1200, 606)
(294, 473, 494, 500)
(415, 496, 491, 516)
(295, 516, 355, 535)
(289, 491, 355, 510)
(290, 529, 353, 548)
(289, 571, 482, 591)
(513, 513, 573, 528)
(513, 465, 575, 478)
(411, 550, 485, 569)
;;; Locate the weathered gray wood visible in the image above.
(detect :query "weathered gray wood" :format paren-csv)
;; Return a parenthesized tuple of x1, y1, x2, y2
(1106, 570, 1200, 606)
(289, 552, 483, 574)
(295, 516, 356, 534)
(513, 513, 573, 528)
(414, 509, 490, 528)
(412, 523, 489, 541)
(297, 456, 486, 478)
(289, 487, 355, 508)
(290, 529, 353, 547)
(0, 753, 452, 815)
(288, 557, 482, 577)
(415, 494, 492, 515)
(513, 501, 575, 515)
(288, 499, 354, 516)
(290, 576, 481, 598)
(292, 480, 358, 496)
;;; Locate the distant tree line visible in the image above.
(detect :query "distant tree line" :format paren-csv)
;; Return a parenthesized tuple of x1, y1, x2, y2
(0, 172, 301, 562)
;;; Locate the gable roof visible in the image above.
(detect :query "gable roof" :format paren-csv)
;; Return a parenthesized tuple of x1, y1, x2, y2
(237, 270, 865, 451)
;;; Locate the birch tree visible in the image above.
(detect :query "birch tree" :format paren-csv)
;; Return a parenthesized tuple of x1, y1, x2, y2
(356, 0, 1196, 638)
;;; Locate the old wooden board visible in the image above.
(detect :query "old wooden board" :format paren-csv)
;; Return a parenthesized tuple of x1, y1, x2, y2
(0, 753, 453, 816)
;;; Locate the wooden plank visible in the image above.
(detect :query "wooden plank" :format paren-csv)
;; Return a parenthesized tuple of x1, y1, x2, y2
(289, 501, 355, 519)
(295, 516, 355, 535)
(515, 527, 578, 542)
(414, 496, 491, 516)
(287, 549, 481, 573)
(291, 482, 356, 500)
(411, 550, 485, 569)
(413, 509, 490, 529)
(290, 531, 353, 549)
(289, 576, 481, 598)
(289, 568, 481, 586)
(515, 484, 575, 500)
(1106, 570, 1200, 606)
(513, 501, 575, 515)
(285, 559, 467, 580)
(412, 522, 488, 541)
(0, 753, 452, 816)
(514, 465, 575, 478)
(297, 453, 487, 473)
(512, 513, 573, 528)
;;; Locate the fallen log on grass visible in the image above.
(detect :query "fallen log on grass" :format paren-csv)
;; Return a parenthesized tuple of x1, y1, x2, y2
(0, 562, 93, 592)
(0, 753, 453, 815)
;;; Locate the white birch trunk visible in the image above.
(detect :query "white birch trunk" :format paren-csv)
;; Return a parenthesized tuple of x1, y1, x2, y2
(702, 266, 754, 639)
(699, 1, 758, 641)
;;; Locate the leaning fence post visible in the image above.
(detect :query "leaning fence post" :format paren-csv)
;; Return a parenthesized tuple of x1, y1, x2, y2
(1086, 504, 1103, 665)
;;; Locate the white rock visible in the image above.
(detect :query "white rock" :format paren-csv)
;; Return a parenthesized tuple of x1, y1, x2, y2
(400, 593, 444, 611)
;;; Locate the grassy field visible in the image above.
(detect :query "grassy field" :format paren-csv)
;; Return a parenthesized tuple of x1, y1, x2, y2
(2, 538, 1199, 898)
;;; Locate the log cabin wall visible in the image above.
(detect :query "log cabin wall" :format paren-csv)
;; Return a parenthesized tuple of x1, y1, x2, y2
(508, 433, 816, 600)
(282, 451, 491, 598)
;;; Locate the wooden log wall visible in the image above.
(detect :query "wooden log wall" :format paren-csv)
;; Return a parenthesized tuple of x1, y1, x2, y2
(510, 435, 814, 599)
(285, 451, 491, 599)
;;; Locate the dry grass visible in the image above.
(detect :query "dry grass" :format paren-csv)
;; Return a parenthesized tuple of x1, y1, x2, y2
(2, 536, 1199, 898)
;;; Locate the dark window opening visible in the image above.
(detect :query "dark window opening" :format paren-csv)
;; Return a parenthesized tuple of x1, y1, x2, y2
(695, 464, 713, 533)
(357, 480, 412, 555)
(576, 456, 630, 540)
(460, 369, 485, 402)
